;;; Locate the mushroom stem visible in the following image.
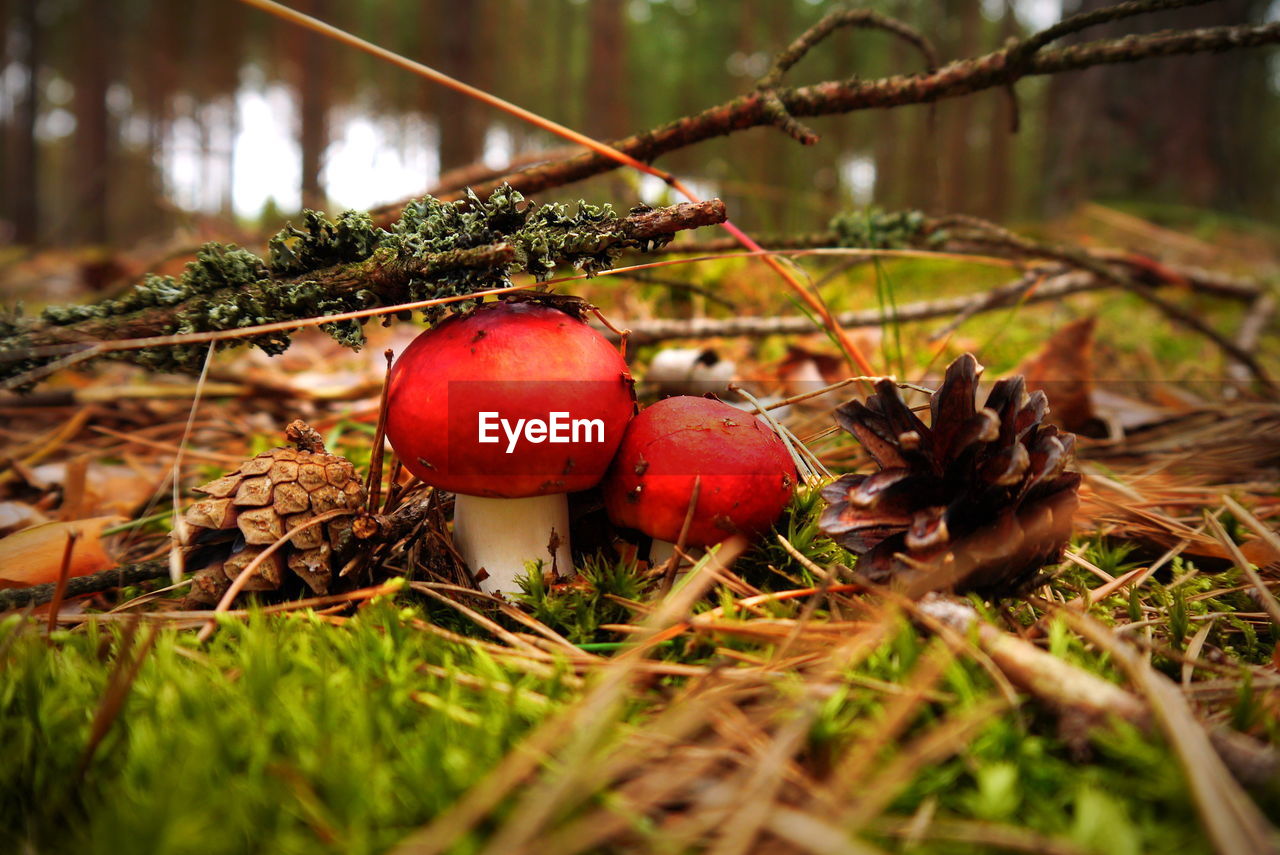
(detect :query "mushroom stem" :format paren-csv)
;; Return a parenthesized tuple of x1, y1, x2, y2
(649, 539, 678, 567)
(649, 540, 707, 567)
(452, 494, 573, 594)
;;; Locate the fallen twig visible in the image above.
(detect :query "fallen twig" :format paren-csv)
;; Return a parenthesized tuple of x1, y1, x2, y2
(0, 560, 170, 611)
(604, 270, 1101, 344)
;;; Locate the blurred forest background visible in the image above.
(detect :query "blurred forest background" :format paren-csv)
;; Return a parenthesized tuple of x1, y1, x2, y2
(2, 0, 1279, 250)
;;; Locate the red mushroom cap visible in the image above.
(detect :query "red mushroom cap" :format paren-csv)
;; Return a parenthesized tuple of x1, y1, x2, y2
(385, 301, 635, 498)
(603, 396, 797, 546)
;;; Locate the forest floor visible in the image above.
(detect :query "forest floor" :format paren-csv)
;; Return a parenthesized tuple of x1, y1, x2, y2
(1, 203, 1279, 854)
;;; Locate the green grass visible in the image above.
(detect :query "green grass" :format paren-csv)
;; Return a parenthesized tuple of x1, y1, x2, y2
(4, 520, 1276, 853)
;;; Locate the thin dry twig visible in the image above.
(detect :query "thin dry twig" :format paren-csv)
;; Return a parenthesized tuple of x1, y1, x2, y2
(45, 531, 80, 634)
(612, 269, 1101, 344)
(77, 617, 159, 780)
(661, 476, 701, 593)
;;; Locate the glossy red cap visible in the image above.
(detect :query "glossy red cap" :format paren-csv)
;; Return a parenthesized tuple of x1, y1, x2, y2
(603, 396, 797, 546)
(385, 301, 635, 498)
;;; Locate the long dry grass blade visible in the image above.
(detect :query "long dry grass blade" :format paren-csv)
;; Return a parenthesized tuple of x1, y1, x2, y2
(1059, 608, 1279, 855)
(1205, 511, 1280, 628)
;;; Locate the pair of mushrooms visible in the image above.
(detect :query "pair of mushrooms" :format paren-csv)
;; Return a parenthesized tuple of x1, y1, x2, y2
(385, 301, 797, 593)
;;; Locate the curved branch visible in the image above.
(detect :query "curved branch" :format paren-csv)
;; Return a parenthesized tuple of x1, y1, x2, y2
(753, 7, 938, 145)
(370, 20, 1280, 225)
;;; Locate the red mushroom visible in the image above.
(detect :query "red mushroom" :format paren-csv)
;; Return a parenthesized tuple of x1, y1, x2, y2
(602, 396, 797, 564)
(385, 300, 635, 593)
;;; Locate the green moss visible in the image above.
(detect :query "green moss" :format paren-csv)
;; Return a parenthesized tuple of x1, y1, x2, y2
(268, 210, 381, 277)
(0, 604, 567, 855)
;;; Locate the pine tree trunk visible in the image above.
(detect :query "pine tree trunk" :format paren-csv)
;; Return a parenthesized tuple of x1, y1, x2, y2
(435, 0, 486, 174)
(74, 0, 113, 244)
(982, 2, 1019, 220)
(873, 2, 912, 210)
(1044, 0, 1267, 214)
(585, 0, 630, 140)
(298, 0, 330, 212)
(940, 0, 982, 212)
(10, 0, 39, 244)
(0, 0, 9, 223)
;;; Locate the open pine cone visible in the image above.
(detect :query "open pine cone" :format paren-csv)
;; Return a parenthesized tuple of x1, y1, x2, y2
(820, 353, 1080, 597)
(174, 420, 366, 604)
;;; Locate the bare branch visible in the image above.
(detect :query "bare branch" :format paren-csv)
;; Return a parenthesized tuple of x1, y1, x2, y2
(605, 270, 1104, 344)
(370, 19, 1280, 223)
(754, 8, 938, 145)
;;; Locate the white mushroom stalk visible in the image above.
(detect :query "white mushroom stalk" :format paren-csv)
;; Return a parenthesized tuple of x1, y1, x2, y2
(451, 494, 572, 594)
(383, 301, 635, 597)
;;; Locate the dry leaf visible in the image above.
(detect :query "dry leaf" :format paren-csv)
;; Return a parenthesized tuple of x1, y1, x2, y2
(28, 460, 164, 518)
(1017, 316, 1101, 435)
(0, 501, 51, 535)
(0, 516, 122, 589)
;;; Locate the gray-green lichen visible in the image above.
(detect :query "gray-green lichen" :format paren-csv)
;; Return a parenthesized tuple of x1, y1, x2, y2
(269, 210, 380, 277)
(393, 186, 628, 289)
(829, 208, 939, 250)
(9, 186, 656, 382)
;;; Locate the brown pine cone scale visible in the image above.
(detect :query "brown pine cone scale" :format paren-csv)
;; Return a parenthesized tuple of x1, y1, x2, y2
(174, 420, 367, 604)
(820, 353, 1080, 598)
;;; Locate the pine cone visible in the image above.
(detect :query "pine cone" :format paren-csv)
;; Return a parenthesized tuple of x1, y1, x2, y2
(175, 420, 366, 604)
(820, 354, 1080, 597)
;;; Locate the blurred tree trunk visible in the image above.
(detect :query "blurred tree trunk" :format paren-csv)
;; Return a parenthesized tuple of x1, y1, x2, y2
(0, 0, 8, 232)
(140, 0, 179, 238)
(74, 0, 113, 244)
(939, 0, 981, 212)
(1045, 0, 1270, 215)
(873, 3, 909, 211)
(434, 0, 486, 174)
(903, 1, 946, 210)
(585, 0, 629, 140)
(981, 2, 1019, 220)
(297, 0, 330, 211)
(586, 0, 630, 200)
(10, 0, 39, 244)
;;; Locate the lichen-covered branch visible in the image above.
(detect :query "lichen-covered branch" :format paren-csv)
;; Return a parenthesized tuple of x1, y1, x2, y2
(372, 19, 1280, 220)
(0, 190, 726, 385)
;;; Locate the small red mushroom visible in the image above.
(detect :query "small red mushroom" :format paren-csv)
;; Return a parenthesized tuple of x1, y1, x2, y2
(385, 300, 635, 593)
(602, 396, 797, 563)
